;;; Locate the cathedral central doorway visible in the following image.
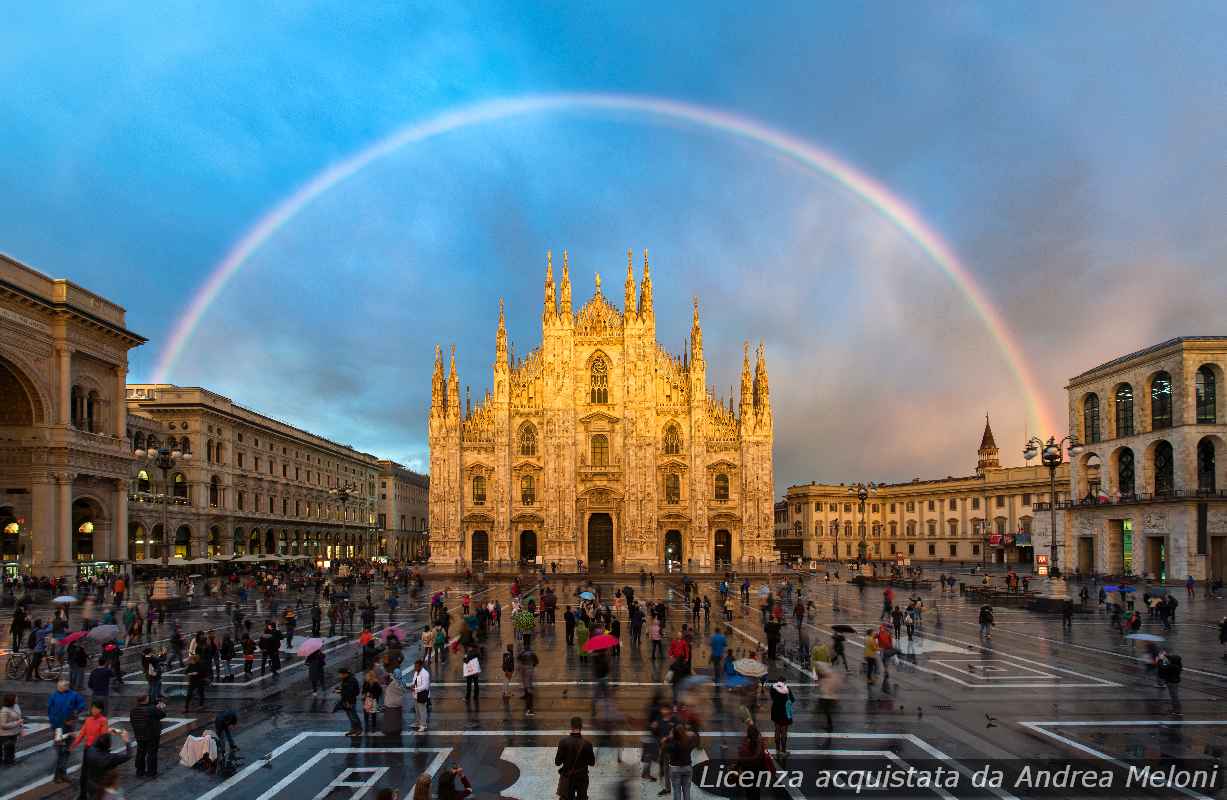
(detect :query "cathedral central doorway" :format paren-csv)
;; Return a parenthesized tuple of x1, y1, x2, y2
(714, 529, 731, 566)
(519, 530, 537, 564)
(587, 514, 613, 570)
(664, 529, 682, 567)
(471, 530, 489, 564)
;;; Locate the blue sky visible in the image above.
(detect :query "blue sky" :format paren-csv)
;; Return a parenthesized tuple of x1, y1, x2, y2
(2, 2, 1224, 486)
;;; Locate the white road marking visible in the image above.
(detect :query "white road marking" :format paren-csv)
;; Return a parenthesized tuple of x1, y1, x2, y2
(309, 767, 388, 800)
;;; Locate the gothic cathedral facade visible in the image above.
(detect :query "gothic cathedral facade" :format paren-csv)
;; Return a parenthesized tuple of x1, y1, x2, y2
(428, 250, 776, 571)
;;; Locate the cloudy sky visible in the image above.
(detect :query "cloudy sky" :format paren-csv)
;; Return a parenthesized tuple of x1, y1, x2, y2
(2, 3, 1224, 488)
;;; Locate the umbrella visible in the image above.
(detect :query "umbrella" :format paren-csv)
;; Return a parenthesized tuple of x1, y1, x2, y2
(579, 591, 595, 600)
(53, 595, 78, 604)
(832, 624, 857, 634)
(59, 630, 88, 646)
(1119, 586, 1136, 594)
(679, 674, 712, 691)
(757, 586, 771, 597)
(1125, 633, 1165, 642)
(1102, 585, 1120, 593)
(87, 625, 121, 642)
(724, 674, 754, 688)
(382, 628, 402, 642)
(583, 633, 620, 652)
(296, 638, 324, 657)
(734, 658, 769, 678)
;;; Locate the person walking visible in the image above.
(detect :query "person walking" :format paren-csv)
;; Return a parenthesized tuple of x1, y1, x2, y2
(23, 619, 51, 680)
(664, 721, 700, 800)
(768, 679, 793, 756)
(87, 657, 113, 715)
(501, 644, 515, 699)
(978, 605, 994, 640)
(80, 729, 131, 800)
(649, 618, 664, 661)
(67, 639, 89, 691)
(1157, 651, 1183, 713)
(564, 607, 576, 646)
(411, 660, 431, 732)
(129, 695, 166, 778)
(0, 694, 22, 766)
(241, 632, 256, 677)
(736, 725, 772, 800)
(362, 670, 383, 734)
(335, 667, 362, 736)
(554, 716, 596, 800)
(9, 606, 29, 653)
(183, 654, 209, 713)
(48, 679, 86, 783)
(575, 619, 590, 663)
(519, 646, 538, 717)
(709, 628, 727, 684)
(220, 634, 236, 681)
(307, 648, 327, 697)
(832, 632, 849, 672)
(816, 661, 843, 732)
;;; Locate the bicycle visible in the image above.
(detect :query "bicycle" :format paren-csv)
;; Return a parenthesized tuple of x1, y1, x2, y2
(5, 651, 64, 681)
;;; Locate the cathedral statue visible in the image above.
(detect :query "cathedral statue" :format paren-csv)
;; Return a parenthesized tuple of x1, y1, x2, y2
(428, 249, 775, 571)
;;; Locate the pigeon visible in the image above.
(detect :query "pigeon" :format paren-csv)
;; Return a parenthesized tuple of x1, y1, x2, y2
(985, 714, 998, 729)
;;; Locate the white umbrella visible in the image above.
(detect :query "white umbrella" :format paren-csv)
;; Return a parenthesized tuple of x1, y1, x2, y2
(53, 595, 78, 604)
(734, 658, 769, 678)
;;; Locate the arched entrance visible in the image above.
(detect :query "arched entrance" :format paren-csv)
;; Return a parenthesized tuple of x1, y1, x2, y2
(588, 514, 614, 570)
(471, 530, 489, 563)
(72, 498, 104, 561)
(520, 530, 537, 564)
(664, 529, 683, 567)
(2, 506, 20, 563)
(0, 358, 43, 425)
(714, 529, 732, 566)
(174, 525, 192, 559)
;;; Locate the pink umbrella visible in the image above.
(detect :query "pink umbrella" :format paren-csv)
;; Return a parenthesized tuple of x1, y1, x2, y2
(296, 638, 324, 657)
(59, 630, 88, 646)
(582, 633, 620, 652)
(382, 628, 402, 642)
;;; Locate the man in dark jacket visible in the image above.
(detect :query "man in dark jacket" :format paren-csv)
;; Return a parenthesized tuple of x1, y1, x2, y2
(184, 654, 209, 713)
(129, 695, 166, 777)
(335, 667, 361, 736)
(554, 716, 596, 800)
(80, 730, 131, 800)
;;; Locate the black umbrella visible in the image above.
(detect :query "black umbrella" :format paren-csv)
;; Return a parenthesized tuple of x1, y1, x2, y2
(832, 624, 857, 634)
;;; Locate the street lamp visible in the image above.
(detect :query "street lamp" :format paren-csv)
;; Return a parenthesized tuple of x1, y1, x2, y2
(133, 444, 191, 567)
(329, 483, 360, 559)
(1022, 434, 1084, 578)
(848, 482, 879, 565)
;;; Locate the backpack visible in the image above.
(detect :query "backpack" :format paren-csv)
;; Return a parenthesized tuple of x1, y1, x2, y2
(502, 652, 515, 673)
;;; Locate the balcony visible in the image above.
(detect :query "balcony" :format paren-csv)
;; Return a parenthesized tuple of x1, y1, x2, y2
(1034, 488, 1227, 512)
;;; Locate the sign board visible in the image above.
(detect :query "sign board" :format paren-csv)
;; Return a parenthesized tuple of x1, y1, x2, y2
(1035, 554, 1049, 566)
(1037, 565, 1049, 576)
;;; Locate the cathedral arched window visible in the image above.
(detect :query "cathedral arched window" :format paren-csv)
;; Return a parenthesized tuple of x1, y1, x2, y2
(1196, 366, 1217, 423)
(590, 358, 609, 404)
(591, 434, 609, 467)
(714, 473, 729, 500)
(1115, 383, 1134, 437)
(665, 473, 681, 504)
(518, 423, 537, 456)
(1151, 371, 1172, 429)
(472, 475, 486, 505)
(663, 423, 682, 455)
(1083, 393, 1101, 443)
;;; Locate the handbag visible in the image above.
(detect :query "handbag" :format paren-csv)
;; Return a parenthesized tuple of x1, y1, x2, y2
(463, 658, 481, 677)
(363, 696, 376, 714)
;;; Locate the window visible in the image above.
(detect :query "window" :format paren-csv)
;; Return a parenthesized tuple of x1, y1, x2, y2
(1153, 441, 1174, 496)
(995, 517, 1007, 535)
(238, 452, 245, 469)
(889, 542, 897, 554)
(844, 521, 852, 538)
(519, 423, 538, 456)
(814, 502, 821, 512)
(871, 503, 879, 512)
(948, 520, 958, 538)
(665, 473, 681, 504)
(1198, 438, 1217, 493)
(996, 495, 1005, 508)
(906, 520, 916, 537)
(1151, 371, 1172, 429)
(972, 544, 981, 556)
(206, 440, 215, 463)
(237, 491, 245, 511)
(949, 498, 957, 510)
(908, 543, 915, 556)
(255, 456, 261, 471)
(521, 475, 535, 505)
(971, 497, 980, 510)
(1083, 393, 1101, 443)
(590, 357, 609, 404)
(1021, 493, 1031, 506)
(927, 500, 935, 512)
(829, 503, 838, 512)
(889, 503, 896, 513)
(663, 424, 682, 455)
(906, 501, 915, 512)
(889, 522, 897, 538)
(927, 520, 936, 537)
(928, 544, 936, 556)
(209, 476, 221, 508)
(472, 475, 486, 505)
(282, 464, 288, 478)
(829, 520, 839, 537)
(714, 473, 730, 500)
(843, 502, 852, 512)
(1197, 367, 1217, 424)
(173, 473, 188, 499)
(136, 469, 151, 493)
(872, 522, 881, 537)
(591, 434, 609, 466)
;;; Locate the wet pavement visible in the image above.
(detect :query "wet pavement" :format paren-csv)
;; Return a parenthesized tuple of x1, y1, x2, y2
(1, 572, 1225, 799)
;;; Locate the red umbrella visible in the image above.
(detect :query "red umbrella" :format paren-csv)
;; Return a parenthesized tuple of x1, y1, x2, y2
(59, 630, 88, 646)
(583, 633, 620, 652)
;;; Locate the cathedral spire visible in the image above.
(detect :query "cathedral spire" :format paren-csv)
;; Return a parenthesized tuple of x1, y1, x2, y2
(495, 298, 508, 368)
(431, 343, 444, 412)
(446, 344, 459, 419)
(753, 340, 769, 410)
(560, 250, 572, 316)
(624, 249, 637, 315)
(739, 340, 753, 418)
(465, 385, 471, 419)
(690, 296, 704, 364)
(639, 249, 653, 315)
(543, 251, 556, 321)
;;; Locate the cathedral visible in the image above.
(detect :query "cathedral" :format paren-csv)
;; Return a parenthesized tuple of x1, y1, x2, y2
(428, 250, 776, 571)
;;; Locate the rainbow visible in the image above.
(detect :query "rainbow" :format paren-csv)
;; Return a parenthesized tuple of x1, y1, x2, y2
(152, 92, 1055, 434)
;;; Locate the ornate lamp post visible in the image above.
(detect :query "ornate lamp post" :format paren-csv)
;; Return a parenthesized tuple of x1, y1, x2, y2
(848, 482, 879, 566)
(133, 444, 191, 567)
(1023, 434, 1084, 578)
(329, 483, 360, 559)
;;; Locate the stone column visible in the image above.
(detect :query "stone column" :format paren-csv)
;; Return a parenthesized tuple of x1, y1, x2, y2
(56, 345, 72, 426)
(114, 365, 127, 438)
(55, 473, 74, 566)
(114, 480, 129, 562)
(29, 475, 57, 572)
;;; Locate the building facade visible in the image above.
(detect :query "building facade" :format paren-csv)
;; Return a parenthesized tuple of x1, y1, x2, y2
(428, 251, 776, 570)
(126, 385, 383, 564)
(378, 459, 429, 561)
(0, 254, 145, 578)
(783, 418, 1070, 566)
(1060, 337, 1227, 580)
